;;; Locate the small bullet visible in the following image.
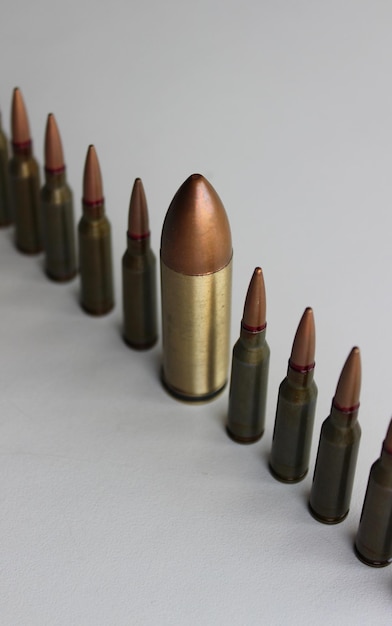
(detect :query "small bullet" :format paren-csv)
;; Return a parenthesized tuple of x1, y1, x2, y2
(161, 174, 232, 401)
(9, 87, 42, 253)
(226, 267, 270, 443)
(269, 307, 318, 481)
(354, 418, 392, 567)
(78, 145, 114, 315)
(0, 109, 12, 227)
(309, 347, 362, 524)
(41, 113, 77, 281)
(122, 178, 157, 349)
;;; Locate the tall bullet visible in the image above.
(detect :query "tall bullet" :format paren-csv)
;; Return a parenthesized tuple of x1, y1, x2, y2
(41, 113, 77, 281)
(269, 307, 318, 481)
(161, 174, 232, 401)
(226, 267, 270, 443)
(354, 419, 392, 567)
(78, 145, 114, 315)
(9, 87, 42, 253)
(0, 109, 12, 226)
(309, 347, 361, 524)
(122, 178, 157, 348)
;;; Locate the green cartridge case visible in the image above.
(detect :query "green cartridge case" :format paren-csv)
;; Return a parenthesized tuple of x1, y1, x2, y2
(42, 169, 77, 281)
(309, 404, 361, 523)
(78, 203, 114, 315)
(10, 144, 42, 253)
(0, 116, 12, 226)
(355, 422, 392, 567)
(269, 365, 317, 482)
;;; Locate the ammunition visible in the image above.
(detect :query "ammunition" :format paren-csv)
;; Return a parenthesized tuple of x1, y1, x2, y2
(354, 419, 392, 567)
(269, 307, 317, 481)
(226, 267, 270, 443)
(41, 113, 77, 281)
(0, 109, 12, 226)
(78, 145, 114, 315)
(122, 178, 157, 349)
(160, 173, 232, 401)
(9, 87, 42, 253)
(309, 347, 361, 523)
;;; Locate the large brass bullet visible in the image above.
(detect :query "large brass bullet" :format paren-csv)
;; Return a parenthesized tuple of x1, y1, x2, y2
(41, 114, 77, 281)
(354, 419, 392, 567)
(122, 178, 157, 349)
(9, 87, 42, 253)
(0, 110, 12, 227)
(309, 347, 362, 524)
(269, 307, 318, 481)
(226, 267, 270, 443)
(161, 174, 232, 401)
(78, 145, 114, 316)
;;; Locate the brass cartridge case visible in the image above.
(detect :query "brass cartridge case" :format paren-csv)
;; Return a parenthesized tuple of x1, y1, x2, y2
(0, 114, 12, 226)
(160, 174, 232, 401)
(10, 145, 42, 253)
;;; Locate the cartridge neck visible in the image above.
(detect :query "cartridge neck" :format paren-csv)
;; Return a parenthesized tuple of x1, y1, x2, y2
(127, 231, 150, 255)
(330, 399, 359, 428)
(287, 360, 315, 387)
(82, 198, 104, 220)
(12, 140, 32, 158)
(44, 167, 66, 188)
(240, 323, 267, 348)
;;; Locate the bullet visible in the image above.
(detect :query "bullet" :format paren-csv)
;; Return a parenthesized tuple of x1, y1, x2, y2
(78, 145, 114, 315)
(0, 109, 12, 226)
(269, 307, 318, 481)
(41, 113, 77, 281)
(226, 267, 270, 443)
(354, 419, 392, 567)
(122, 178, 157, 349)
(309, 347, 361, 524)
(161, 174, 232, 401)
(9, 87, 42, 253)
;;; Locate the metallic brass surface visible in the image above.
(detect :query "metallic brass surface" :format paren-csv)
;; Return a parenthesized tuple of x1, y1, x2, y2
(42, 171, 77, 281)
(0, 118, 12, 226)
(9, 148, 42, 253)
(161, 258, 232, 400)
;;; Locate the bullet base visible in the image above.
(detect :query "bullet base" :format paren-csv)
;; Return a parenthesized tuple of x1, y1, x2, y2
(0, 219, 13, 228)
(16, 243, 43, 255)
(226, 426, 264, 444)
(354, 544, 392, 567)
(81, 302, 114, 317)
(46, 269, 78, 283)
(268, 463, 308, 483)
(308, 502, 349, 524)
(123, 335, 158, 351)
(161, 370, 226, 403)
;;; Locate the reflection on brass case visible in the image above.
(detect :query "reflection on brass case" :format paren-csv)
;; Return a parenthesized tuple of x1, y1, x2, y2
(0, 113, 12, 226)
(355, 420, 392, 567)
(122, 178, 157, 349)
(160, 174, 232, 401)
(309, 348, 361, 523)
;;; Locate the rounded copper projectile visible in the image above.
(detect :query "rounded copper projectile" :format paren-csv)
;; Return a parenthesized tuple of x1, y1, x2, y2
(383, 418, 392, 455)
(44, 113, 65, 173)
(289, 307, 315, 371)
(11, 87, 31, 147)
(333, 347, 361, 411)
(128, 178, 149, 239)
(83, 145, 103, 205)
(242, 267, 266, 332)
(161, 173, 232, 275)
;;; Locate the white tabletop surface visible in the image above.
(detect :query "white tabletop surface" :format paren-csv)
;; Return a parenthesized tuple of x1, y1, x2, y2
(1, 1, 392, 624)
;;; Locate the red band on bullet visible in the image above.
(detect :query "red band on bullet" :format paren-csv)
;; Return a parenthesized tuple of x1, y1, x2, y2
(289, 360, 315, 373)
(128, 231, 150, 241)
(333, 400, 360, 414)
(45, 165, 66, 175)
(241, 321, 267, 333)
(12, 139, 32, 151)
(83, 197, 104, 208)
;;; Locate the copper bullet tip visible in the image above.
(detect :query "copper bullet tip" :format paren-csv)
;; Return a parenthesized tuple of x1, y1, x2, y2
(44, 113, 65, 173)
(161, 173, 232, 275)
(333, 347, 361, 412)
(242, 267, 267, 331)
(83, 144, 104, 205)
(11, 87, 31, 146)
(383, 419, 392, 455)
(127, 177, 150, 239)
(289, 307, 315, 371)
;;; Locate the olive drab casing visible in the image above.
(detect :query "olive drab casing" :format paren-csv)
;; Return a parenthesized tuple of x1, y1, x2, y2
(0, 112, 12, 227)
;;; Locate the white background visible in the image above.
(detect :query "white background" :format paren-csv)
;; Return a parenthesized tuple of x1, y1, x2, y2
(1, 1, 392, 624)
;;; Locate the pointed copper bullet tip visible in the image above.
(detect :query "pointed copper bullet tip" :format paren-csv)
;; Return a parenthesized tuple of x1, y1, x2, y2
(383, 419, 392, 455)
(44, 113, 65, 173)
(161, 173, 232, 275)
(11, 87, 31, 146)
(333, 347, 361, 412)
(289, 307, 315, 371)
(242, 267, 267, 332)
(128, 178, 150, 239)
(83, 144, 104, 205)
